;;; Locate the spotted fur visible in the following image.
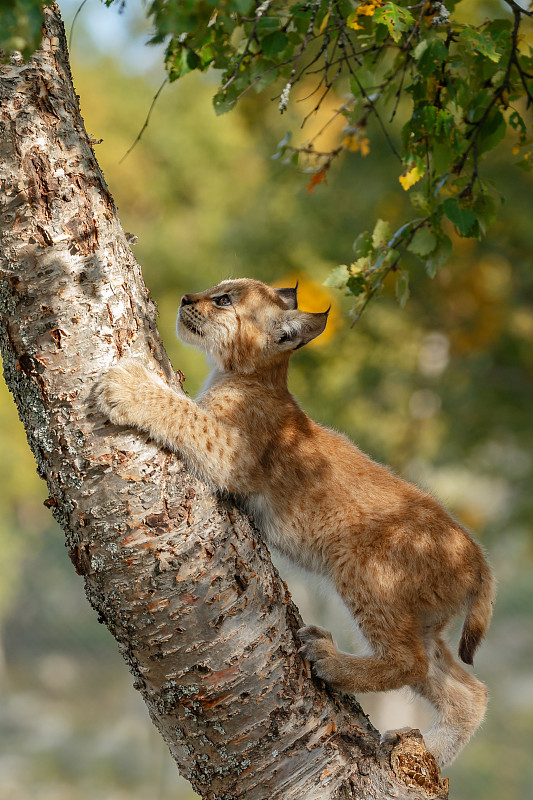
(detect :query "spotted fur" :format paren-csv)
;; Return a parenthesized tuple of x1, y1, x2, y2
(96, 277, 495, 768)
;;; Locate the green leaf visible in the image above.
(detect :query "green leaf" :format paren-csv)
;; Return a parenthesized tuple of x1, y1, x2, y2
(425, 234, 452, 277)
(167, 46, 191, 80)
(477, 110, 507, 155)
(436, 109, 455, 137)
(353, 230, 373, 258)
(432, 141, 455, 173)
(485, 18, 513, 59)
(186, 49, 201, 70)
(324, 265, 350, 289)
(213, 83, 240, 115)
(411, 103, 437, 137)
(347, 269, 368, 296)
(459, 28, 503, 63)
(250, 57, 280, 92)
(408, 227, 438, 257)
(412, 40, 429, 61)
(465, 89, 492, 123)
(410, 192, 431, 215)
(199, 43, 215, 69)
(395, 271, 410, 308)
(442, 199, 478, 236)
(231, 0, 255, 13)
(372, 219, 390, 249)
(474, 194, 497, 235)
(374, 3, 414, 43)
(256, 17, 282, 30)
(414, 39, 448, 77)
(261, 31, 289, 58)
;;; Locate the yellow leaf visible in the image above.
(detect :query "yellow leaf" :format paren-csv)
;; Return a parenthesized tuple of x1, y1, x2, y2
(360, 137, 370, 157)
(347, 13, 363, 30)
(517, 28, 533, 56)
(399, 164, 424, 190)
(343, 133, 370, 156)
(343, 135, 358, 151)
(358, 3, 377, 16)
(319, 10, 330, 34)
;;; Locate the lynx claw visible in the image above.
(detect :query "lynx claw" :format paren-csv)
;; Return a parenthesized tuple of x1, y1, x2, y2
(298, 625, 342, 686)
(298, 625, 335, 661)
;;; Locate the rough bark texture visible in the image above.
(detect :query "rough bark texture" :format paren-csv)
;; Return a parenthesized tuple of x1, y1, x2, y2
(0, 6, 449, 800)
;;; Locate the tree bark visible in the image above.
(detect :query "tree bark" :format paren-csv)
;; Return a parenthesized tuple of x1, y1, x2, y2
(0, 6, 448, 799)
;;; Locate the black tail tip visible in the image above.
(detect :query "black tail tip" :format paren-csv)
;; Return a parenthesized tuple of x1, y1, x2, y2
(459, 625, 483, 665)
(459, 646, 474, 666)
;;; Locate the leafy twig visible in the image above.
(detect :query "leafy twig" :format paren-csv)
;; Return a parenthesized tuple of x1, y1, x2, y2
(342, 31, 402, 161)
(457, 7, 521, 174)
(350, 218, 429, 326)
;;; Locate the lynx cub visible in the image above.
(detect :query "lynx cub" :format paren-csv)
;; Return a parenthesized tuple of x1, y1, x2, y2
(97, 278, 494, 767)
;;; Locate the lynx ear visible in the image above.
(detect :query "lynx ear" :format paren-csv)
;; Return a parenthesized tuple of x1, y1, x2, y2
(275, 282, 299, 310)
(277, 308, 329, 350)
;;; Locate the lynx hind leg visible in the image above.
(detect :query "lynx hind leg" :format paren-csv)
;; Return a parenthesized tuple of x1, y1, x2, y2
(412, 637, 488, 767)
(298, 623, 428, 695)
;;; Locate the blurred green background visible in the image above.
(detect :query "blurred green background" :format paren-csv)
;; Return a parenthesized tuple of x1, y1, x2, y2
(1, 1, 532, 798)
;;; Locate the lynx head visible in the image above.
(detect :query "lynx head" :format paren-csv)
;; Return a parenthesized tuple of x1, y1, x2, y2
(177, 278, 329, 373)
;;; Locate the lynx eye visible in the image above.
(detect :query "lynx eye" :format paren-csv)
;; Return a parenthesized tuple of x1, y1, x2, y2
(213, 294, 232, 307)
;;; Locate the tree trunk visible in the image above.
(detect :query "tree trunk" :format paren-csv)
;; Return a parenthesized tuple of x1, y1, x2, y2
(0, 6, 448, 799)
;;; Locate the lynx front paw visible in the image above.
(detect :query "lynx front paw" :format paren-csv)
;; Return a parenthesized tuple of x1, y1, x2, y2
(95, 357, 161, 427)
(298, 625, 346, 689)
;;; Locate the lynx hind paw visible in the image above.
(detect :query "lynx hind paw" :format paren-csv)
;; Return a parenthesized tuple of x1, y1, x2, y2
(298, 629, 348, 690)
(298, 625, 335, 660)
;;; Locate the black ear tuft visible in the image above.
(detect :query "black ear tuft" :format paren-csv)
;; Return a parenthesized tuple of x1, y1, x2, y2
(275, 282, 298, 310)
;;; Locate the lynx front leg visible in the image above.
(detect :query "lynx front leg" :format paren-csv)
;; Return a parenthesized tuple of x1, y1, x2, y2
(95, 358, 179, 429)
(95, 358, 248, 492)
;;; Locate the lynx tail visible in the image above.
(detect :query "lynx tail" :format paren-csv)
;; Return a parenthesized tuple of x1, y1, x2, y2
(459, 564, 495, 666)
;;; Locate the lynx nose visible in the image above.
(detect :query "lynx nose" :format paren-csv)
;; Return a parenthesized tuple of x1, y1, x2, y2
(181, 294, 193, 306)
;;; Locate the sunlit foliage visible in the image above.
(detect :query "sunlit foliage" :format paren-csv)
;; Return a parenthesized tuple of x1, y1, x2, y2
(122, 0, 533, 318)
(3, 0, 532, 319)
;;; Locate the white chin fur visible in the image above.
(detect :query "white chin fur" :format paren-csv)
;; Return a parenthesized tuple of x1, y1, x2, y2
(176, 315, 200, 345)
